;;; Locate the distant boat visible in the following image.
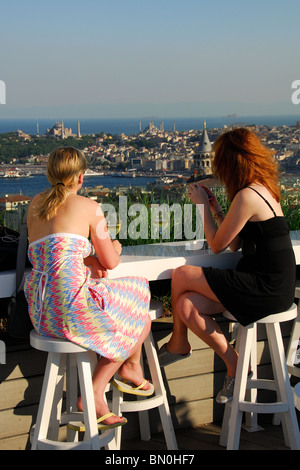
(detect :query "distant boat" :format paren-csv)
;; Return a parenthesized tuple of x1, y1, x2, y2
(0, 169, 31, 178)
(111, 171, 136, 177)
(85, 169, 104, 176)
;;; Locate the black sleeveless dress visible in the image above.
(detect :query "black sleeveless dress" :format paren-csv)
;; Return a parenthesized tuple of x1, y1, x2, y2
(203, 188, 296, 326)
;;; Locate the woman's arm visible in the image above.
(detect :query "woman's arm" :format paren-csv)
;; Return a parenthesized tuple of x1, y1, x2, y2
(188, 185, 252, 254)
(87, 200, 122, 270)
(84, 256, 109, 278)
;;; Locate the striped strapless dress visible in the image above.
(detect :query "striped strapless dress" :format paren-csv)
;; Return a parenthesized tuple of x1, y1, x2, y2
(24, 233, 150, 362)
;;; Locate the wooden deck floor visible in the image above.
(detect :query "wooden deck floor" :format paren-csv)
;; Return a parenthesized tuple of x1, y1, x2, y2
(122, 415, 300, 451)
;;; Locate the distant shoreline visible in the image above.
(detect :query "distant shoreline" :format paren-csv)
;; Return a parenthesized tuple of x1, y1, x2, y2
(0, 114, 299, 136)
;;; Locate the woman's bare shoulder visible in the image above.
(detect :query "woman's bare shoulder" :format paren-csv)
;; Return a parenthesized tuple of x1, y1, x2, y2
(75, 194, 98, 206)
(28, 193, 43, 211)
(68, 194, 100, 214)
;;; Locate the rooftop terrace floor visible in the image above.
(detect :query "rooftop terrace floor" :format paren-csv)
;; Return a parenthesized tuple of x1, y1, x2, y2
(122, 414, 300, 451)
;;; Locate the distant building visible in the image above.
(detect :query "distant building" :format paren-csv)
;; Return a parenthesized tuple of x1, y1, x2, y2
(46, 121, 73, 139)
(193, 121, 214, 175)
(143, 121, 160, 135)
(15, 129, 31, 141)
(0, 194, 31, 210)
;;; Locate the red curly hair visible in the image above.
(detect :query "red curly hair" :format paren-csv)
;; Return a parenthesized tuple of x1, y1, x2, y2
(212, 128, 281, 202)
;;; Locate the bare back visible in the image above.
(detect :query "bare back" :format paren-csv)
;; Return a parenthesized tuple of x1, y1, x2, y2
(27, 191, 121, 271)
(27, 193, 91, 243)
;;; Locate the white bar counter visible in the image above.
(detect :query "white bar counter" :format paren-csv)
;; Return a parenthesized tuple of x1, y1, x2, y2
(108, 240, 242, 280)
(109, 232, 300, 280)
(1, 232, 300, 298)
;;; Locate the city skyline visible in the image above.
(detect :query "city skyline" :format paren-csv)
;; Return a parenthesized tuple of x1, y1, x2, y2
(1, 0, 300, 119)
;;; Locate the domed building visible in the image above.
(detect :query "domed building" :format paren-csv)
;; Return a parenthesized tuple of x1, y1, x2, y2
(194, 121, 214, 176)
(46, 121, 73, 139)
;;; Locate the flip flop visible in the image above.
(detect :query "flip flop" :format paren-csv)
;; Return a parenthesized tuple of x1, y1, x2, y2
(158, 343, 191, 367)
(68, 412, 127, 432)
(112, 376, 155, 397)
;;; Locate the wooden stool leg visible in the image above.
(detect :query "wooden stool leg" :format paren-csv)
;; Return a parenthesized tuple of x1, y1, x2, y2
(267, 323, 300, 450)
(66, 354, 79, 442)
(76, 351, 100, 450)
(243, 324, 264, 432)
(219, 402, 232, 447)
(31, 352, 61, 450)
(274, 306, 300, 425)
(227, 324, 254, 450)
(138, 347, 151, 441)
(48, 353, 66, 441)
(108, 387, 123, 450)
(286, 306, 300, 375)
(143, 330, 178, 450)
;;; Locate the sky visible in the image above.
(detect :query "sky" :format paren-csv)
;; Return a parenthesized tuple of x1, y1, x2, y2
(0, 0, 300, 119)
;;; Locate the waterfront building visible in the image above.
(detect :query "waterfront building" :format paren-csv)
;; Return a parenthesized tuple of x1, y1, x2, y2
(0, 194, 31, 210)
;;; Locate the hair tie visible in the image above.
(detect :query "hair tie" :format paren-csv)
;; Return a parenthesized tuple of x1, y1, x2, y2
(56, 182, 65, 187)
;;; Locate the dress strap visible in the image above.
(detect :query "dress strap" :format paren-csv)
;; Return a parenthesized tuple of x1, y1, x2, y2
(247, 187, 277, 217)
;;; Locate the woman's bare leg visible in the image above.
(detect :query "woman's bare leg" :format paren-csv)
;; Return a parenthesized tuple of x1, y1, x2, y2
(77, 316, 152, 424)
(167, 265, 238, 377)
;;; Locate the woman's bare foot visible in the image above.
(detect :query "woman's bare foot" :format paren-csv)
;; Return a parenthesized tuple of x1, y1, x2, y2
(76, 395, 124, 426)
(118, 360, 151, 391)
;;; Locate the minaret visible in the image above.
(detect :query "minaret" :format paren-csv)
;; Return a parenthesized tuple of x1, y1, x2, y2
(77, 120, 81, 138)
(61, 120, 65, 139)
(139, 120, 142, 133)
(36, 121, 39, 136)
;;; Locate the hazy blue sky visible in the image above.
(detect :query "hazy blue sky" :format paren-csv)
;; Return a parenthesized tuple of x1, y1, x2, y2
(1, 0, 300, 118)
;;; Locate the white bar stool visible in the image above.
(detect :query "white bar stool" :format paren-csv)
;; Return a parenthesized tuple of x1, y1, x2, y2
(30, 330, 114, 450)
(109, 299, 178, 450)
(286, 281, 300, 379)
(272, 282, 300, 426)
(220, 304, 300, 450)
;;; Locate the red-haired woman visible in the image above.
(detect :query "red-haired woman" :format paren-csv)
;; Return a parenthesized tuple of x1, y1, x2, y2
(158, 128, 296, 404)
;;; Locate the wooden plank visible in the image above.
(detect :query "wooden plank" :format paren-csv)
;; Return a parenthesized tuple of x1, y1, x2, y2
(0, 376, 43, 411)
(0, 434, 30, 451)
(0, 405, 37, 440)
(0, 348, 47, 382)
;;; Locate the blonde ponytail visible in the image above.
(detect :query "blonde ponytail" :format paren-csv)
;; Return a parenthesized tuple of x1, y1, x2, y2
(35, 147, 87, 221)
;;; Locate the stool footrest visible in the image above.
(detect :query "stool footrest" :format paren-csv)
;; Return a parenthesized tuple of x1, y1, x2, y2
(36, 431, 114, 450)
(287, 365, 300, 378)
(246, 378, 277, 391)
(119, 394, 165, 412)
(239, 401, 289, 414)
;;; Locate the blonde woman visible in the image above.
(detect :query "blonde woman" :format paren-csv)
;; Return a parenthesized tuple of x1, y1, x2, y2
(25, 147, 152, 429)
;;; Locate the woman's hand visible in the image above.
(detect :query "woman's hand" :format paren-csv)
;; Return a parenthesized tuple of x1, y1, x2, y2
(84, 255, 109, 278)
(112, 239, 122, 256)
(187, 183, 208, 204)
(188, 183, 218, 206)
